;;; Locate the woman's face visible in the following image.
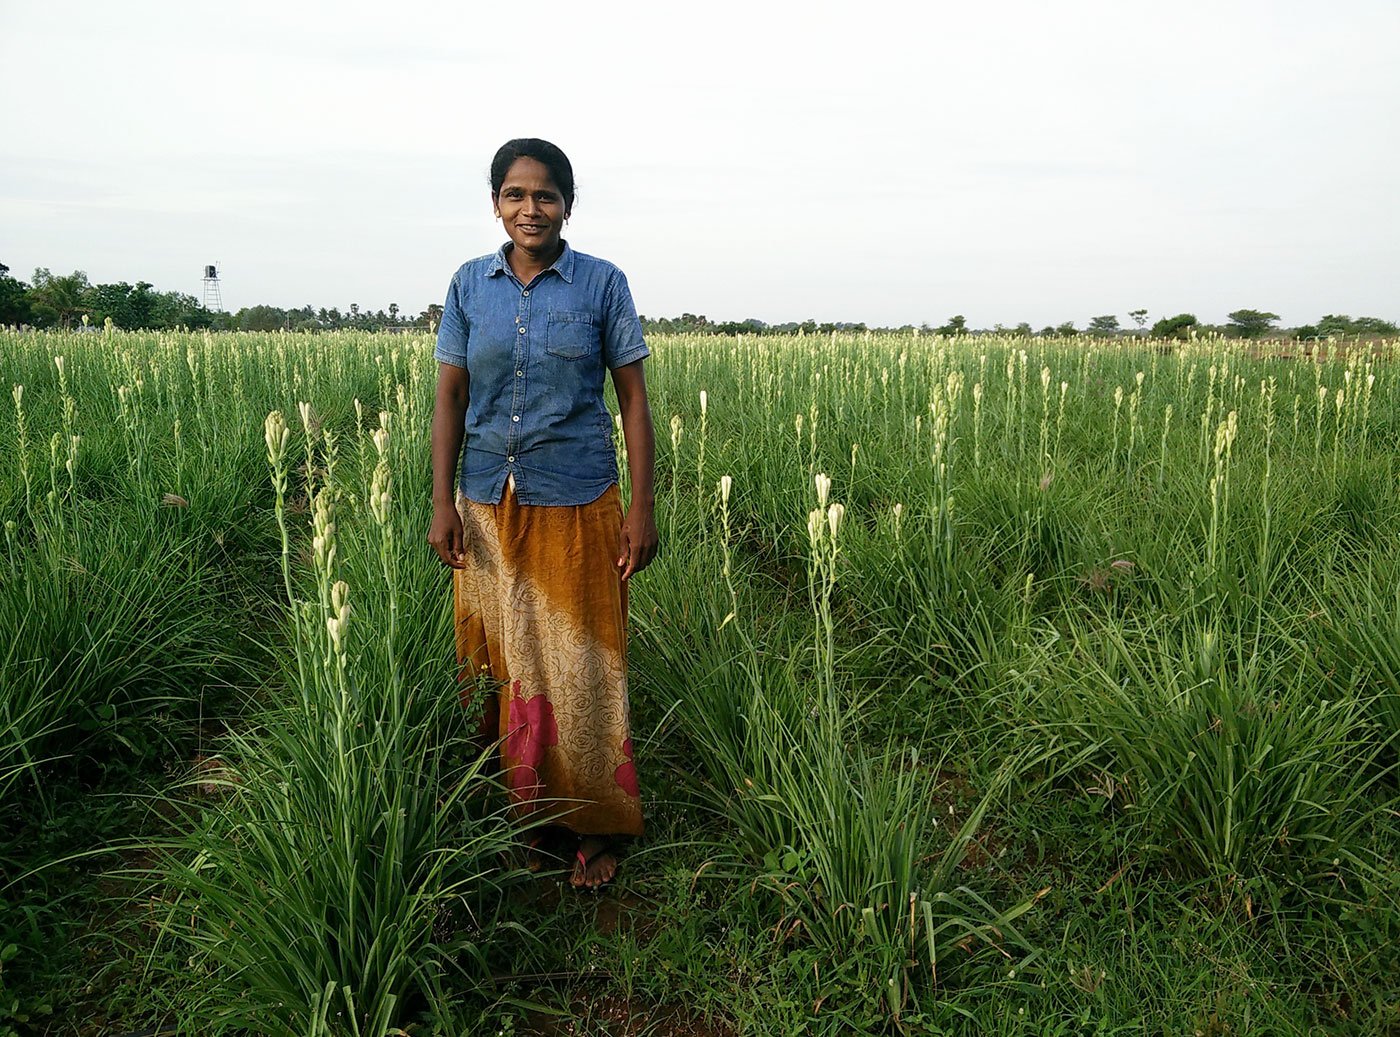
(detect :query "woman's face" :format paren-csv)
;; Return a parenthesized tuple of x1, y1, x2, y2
(494, 157, 568, 256)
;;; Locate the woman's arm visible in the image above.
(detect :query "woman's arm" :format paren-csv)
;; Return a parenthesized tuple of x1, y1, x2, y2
(428, 362, 470, 568)
(611, 359, 658, 581)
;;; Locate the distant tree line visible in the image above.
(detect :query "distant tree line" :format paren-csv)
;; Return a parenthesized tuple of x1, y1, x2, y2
(4, 265, 1394, 342)
(0, 264, 441, 332)
(643, 309, 1398, 341)
(212, 301, 443, 333)
(0, 266, 213, 330)
(640, 313, 874, 336)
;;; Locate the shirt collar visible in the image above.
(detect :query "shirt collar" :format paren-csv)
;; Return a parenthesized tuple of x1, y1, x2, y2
(487, 240, 575, 284)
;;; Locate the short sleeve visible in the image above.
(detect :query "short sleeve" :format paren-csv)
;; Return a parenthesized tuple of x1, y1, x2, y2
(434, 272, 468, 368)
(601, 268, 650, 370)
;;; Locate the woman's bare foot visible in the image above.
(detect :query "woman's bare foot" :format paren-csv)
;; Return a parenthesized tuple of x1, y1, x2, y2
(570, 835, 617, 890)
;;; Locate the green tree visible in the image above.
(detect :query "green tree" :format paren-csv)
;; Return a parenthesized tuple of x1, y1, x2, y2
(1313, 314, 1398, 337)
(147, 291, 211, 329)
(1128, 308, 1148, 331)
(1151, 313, 1198, 339)
(236, 305, 290, 332)
(0, 263, 33, 325)
(1351, 316, 1398, 335)
(29, 268, 92, 328)
(87, 280, 159, 329)
(1226, 309, 1280, 339)
(1054, 321, 1077, 336)
(1088, 314, 1120, 335)
(936, 314, 968, 336)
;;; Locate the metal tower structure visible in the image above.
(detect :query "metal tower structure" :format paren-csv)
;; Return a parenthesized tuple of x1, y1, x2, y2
(202, 263, 223, 312)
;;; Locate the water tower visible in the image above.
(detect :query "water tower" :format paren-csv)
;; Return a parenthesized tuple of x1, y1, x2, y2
(202, 263, 223, 312)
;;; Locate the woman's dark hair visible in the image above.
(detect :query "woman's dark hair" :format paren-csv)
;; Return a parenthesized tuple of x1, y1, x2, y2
(490, 138, 575, 214)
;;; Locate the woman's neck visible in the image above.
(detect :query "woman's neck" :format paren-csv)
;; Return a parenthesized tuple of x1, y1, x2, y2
(506, 240, 564, 285)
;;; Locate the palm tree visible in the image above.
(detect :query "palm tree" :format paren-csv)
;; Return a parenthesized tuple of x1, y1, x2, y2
(30, 268, 91, 328)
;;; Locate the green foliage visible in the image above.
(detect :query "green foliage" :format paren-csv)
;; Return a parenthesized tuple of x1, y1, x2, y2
(236, 302, 292, 331)
(27, 268, 91, 328)
(1088, 314, 1119, 335)
(631, 483, 1033, 1024)
(0, 265, 32, 326)
(1313, 560, 1400, 763)
(1226, 308, 1280, 339)
(3, 326, 1398, 1033)
(86, 280, 158, 329)
(1048, 618, 1388, 882)
(1150, 312, 1198, 338)
(1300, 314, 1400, 338)
(82, 281, 211, 330)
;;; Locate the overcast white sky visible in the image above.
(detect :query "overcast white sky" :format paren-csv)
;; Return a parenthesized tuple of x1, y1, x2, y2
(3, 0, 1397, 328)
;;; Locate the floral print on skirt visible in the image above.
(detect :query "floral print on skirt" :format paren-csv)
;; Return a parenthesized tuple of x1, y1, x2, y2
(453, 482, 643, 837)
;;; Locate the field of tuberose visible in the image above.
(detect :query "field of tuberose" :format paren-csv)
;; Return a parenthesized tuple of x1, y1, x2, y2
(1, 327, 1397, 1036)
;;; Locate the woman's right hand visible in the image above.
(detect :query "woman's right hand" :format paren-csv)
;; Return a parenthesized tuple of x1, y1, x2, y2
(428, 501, 467, 568)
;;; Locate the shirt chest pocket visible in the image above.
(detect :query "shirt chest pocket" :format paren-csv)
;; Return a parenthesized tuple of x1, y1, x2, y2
(546, 310, 600, 360)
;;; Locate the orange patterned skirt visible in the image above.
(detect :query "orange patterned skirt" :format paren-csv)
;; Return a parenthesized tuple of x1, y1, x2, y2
(453, 482, 643, 837)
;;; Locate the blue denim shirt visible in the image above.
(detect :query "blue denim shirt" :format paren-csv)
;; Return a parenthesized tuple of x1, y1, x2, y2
(434, 241, 650, 506)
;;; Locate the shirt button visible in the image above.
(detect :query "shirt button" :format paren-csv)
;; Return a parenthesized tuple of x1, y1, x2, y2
(516, 370, 524, 377)
(517, 326, 526, 334)
(508, 455, 515, 462)
(522, 290, 530, 297)
(512, 415, 520, 422)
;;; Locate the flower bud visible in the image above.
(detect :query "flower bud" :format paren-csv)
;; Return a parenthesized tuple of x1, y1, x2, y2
(264, 411, 289, 462)
(826, 502, 845, 540)
(331, 580, 349, 616)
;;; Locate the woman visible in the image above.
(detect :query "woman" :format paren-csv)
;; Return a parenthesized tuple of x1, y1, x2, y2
(427, 139, 658, 891)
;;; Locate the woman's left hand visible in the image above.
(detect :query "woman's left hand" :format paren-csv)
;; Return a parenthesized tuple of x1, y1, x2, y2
(617, 504, 659, 581)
